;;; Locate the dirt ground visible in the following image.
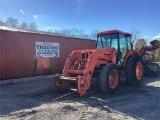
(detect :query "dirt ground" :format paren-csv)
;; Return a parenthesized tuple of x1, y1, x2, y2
(0, 76, 160, 120)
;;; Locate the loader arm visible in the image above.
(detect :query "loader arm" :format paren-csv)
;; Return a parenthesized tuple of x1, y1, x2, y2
(55, 48, 116, 96)
(138, 40, 160, 57)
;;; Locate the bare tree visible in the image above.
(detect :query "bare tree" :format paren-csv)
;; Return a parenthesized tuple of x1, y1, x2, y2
(77, 30, 84, 38)
(28, 22, 38, 30)
(81, 34, 91, 39)
(47, 29, 53, 33)
(53, 30, 61, 34)
(0, 19, 5, 26)
(54, 29, 83, 38)
(130, 28, 141, 44)
(90, 29, 99, 40)
(20, 22, 28, 29)
(60, 29, 72, 36)
(52, 28, 94, 39)
(71, 29, 79, 37)
(134, 39, 147, 51)
(5, 17, 19, 28)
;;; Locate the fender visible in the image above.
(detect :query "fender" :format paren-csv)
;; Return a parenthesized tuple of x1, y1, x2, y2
(123, 51, 138, 66)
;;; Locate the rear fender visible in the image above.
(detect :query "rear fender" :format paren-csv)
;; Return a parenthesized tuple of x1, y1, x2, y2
(123, 51, 138, 66)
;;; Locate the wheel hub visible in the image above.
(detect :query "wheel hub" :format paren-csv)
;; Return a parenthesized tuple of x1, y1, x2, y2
(136, 62, 143, 80)
(109, 70, 118, 89)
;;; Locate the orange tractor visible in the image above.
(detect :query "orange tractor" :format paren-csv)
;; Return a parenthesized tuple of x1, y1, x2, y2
(55, 30, 159, 96)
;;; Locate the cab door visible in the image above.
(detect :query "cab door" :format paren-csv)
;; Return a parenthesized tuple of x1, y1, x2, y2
(119, 34, 128, 64)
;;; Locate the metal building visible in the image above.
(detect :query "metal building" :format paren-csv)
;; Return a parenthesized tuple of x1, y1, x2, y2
(0, 27, 96, 80)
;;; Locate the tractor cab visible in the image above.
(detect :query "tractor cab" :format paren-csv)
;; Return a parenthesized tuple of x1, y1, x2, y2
(96, 30, 132, 64)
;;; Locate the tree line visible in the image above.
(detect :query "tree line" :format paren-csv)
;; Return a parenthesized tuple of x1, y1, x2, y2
(49, 28, 99, 40)
(0, 17, 98, 40)
(0, 17, 38, 30)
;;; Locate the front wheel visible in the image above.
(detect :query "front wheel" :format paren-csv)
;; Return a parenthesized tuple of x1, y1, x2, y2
(99, 64, 120, 94)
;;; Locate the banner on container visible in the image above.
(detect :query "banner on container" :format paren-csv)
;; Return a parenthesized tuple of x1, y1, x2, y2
(36, 42, 59, 58)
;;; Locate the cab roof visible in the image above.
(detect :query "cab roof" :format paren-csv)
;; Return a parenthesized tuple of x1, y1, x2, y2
(97, 30, 132, 36)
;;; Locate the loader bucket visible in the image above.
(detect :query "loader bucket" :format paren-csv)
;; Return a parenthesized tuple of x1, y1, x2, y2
(150, 40, 160, 48)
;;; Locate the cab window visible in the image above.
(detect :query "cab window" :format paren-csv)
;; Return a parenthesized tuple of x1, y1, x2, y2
(119, 34, 127, 51)
(96, 34, 118, 50)
(127, 36, 132, 50)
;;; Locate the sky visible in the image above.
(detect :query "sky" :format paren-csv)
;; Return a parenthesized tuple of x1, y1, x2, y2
(0, 0, 159, 40)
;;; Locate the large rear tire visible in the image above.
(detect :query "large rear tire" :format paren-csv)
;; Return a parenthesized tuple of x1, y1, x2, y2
(99, 64, 120, 93)
(125, 56, 143, 85)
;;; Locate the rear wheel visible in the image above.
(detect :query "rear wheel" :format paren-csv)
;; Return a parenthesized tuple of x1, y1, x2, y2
(125, 56, 143, 85)
(99, 64, 120, 93)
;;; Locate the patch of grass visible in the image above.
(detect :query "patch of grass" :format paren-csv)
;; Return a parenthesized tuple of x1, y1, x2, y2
(50, 66, 59, 74)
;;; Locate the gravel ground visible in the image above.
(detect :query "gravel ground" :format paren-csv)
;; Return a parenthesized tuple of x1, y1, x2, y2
(0, 76, 160, 120)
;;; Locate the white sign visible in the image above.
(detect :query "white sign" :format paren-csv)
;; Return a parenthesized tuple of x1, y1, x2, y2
(36, 42, 60, 58)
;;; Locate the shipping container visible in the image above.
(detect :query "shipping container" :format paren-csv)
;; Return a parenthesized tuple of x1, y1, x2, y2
(0, 27, 96, 80)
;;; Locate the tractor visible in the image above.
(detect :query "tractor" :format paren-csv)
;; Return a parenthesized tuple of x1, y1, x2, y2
(55, 30, 159, 96)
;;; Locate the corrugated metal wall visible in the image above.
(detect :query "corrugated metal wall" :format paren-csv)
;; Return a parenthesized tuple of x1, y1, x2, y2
(0, 29, 96, 80)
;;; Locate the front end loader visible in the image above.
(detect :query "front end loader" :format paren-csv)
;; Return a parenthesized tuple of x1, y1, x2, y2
(55, 48, 117, 96)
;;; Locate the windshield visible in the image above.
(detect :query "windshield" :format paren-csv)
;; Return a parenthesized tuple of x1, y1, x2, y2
(96, 34, 118, 50)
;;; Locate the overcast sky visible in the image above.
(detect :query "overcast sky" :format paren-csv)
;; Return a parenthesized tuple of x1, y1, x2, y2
(0, 0, 159, 40)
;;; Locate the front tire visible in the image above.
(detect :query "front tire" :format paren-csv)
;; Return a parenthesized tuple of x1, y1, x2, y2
(99, 64, 120, 94)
